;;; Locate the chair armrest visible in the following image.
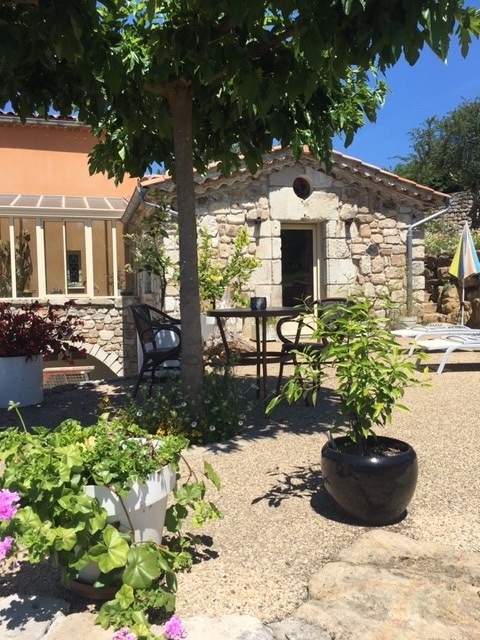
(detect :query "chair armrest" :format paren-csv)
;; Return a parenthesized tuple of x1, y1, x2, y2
(276, 315, 303, 345)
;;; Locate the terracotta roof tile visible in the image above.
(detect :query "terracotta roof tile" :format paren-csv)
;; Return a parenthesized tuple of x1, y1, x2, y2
(139, 147, 449, 207)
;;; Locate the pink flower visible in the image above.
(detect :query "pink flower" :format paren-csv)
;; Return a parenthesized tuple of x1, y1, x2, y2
(0, 489, 20, 521)
(164, 615, 187, 640)
(111, 629, 137, 640)
(0, 536, 14, 560)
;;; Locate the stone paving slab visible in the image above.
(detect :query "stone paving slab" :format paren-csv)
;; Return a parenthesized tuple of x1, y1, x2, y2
(3, 531, 480, 640)
(294, 530, 480, 640)
(0, 595, 68, 640)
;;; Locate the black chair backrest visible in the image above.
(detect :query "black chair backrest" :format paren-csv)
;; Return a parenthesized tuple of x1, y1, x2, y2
(276, 297, 349, 346)
(130, 304, 180, 356)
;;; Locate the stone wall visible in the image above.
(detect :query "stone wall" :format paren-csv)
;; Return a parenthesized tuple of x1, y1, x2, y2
(74, 297, 139, 376)
(151, 163, 427, 317)
(15, 297, 139, 379)
(425, 254, 480, 327)
(423, 191, 480, 326)
(441, 191, 474, 227)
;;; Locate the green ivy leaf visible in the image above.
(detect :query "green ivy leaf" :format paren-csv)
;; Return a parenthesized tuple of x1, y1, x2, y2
(174, 482, 205, 505)
(53, 527, 78, 552)
(114, 583, 135, 609)
(88, 525, 129, 573)
(122, 546, 162, 589)
(164, 503, 188, 532)
(203, 461, 221, 490)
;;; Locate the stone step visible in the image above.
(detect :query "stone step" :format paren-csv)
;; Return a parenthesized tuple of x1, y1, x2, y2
(423, 312, 449, 324)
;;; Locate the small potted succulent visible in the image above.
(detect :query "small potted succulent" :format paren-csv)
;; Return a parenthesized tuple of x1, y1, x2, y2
(0, 407, 221, 640)
(268, 295, 428, 525)
(0, 299, 85, 407)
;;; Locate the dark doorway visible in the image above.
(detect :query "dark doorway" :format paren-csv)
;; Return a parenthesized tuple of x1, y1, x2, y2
(281, 228, 314, 306)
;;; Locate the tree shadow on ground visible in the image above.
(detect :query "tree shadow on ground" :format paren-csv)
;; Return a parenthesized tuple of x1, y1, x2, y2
(0, 370, 342, 454)
(0, 593, 69, 634)
(251, 461, 374, 528)
(0, 377, 138, 431)
(202, 372, 341, 454)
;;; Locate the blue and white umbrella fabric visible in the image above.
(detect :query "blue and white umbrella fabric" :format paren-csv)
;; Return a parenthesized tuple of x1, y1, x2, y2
(448, 222, 480, 324)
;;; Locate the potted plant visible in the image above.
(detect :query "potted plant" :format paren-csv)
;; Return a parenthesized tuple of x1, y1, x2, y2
(0, 300, 86, 407)
(197, 226, 260, 312)
(268, 295, 428, 525)
(0, 407, 221, 640)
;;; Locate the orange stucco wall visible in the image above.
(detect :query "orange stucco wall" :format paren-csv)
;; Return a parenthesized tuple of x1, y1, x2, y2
(0, 119, 137, 198)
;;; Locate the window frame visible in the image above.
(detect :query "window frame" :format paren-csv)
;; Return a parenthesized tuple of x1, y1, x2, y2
(0, 213, 123, 299)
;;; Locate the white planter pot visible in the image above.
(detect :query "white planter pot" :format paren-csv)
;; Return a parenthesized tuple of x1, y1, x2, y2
(84, 464, 177, 545)
(0, 355, 43, 408)
(78, 464, 177, 585)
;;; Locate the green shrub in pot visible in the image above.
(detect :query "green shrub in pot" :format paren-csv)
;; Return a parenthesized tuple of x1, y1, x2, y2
(0, 407, 221, 640)
(268, 295, 429, 524)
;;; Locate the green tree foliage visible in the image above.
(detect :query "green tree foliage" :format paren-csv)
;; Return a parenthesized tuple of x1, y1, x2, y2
(197, 227, 260, 311)
(394, 98, 480, 224)
(1, 0, 480, 402)
(124, 196, 178, 311)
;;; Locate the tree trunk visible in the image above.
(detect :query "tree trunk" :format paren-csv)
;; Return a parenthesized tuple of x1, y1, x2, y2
(163, 80, 203, 402)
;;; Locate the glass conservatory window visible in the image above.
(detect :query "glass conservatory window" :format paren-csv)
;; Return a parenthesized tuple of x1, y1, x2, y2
(0, 215, 123, 299)
(65, 221, 86, 294)
(44, 220, 65, 295)
(14, 219, 38, 296)
(92, 219, 114, 296)
(67, 251, 82, 287)
(0, 219, 12, 297)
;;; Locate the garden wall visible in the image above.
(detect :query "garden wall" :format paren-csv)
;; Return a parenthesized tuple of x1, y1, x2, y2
(425, 253, 480, 327)
(424, 191, 480, 326)
(13, 297, 139, 380)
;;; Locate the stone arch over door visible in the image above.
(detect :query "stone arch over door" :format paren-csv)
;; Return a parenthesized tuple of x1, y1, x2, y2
(64, 299, 139, 381)
(82, 342, 124, 377)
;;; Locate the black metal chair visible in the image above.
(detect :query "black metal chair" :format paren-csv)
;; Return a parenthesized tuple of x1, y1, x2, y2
(276, 297, 349, 393)
(130, 304, 182, 397)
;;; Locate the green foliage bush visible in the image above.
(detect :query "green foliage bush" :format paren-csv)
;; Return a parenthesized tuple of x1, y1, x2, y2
(425, 219, 480, 256)
(197, 227, 260, 310)
(268, 295, 428, 453)
(115, 371, 254, 444)
(0, 408, 222, 640)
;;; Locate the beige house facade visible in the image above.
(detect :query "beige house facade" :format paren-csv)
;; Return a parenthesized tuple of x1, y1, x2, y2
(0, 113, 139, 379)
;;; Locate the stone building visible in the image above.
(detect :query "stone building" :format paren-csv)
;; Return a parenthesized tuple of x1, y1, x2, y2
(124, 147, 449, 322)
(1, 119, 451, 385)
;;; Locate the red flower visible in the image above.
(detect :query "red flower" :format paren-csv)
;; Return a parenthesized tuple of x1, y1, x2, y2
(0, 300, 85, 359)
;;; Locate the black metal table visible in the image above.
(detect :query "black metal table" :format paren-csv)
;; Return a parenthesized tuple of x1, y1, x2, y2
(207, 306, 301, 401)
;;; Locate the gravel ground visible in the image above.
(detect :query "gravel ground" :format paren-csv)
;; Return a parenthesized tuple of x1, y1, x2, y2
(1, 348, 479, 624)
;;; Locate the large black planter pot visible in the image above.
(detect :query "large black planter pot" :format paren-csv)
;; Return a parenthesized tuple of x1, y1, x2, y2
(321, 435, 418, 525)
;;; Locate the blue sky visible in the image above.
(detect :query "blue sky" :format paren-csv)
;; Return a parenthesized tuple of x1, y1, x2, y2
(334, 27, 480, 171)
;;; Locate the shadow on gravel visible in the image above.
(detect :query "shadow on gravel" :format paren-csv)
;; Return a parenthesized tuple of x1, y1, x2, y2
(249, 455, 380, 528)
(0, 594, 66, 632)
(234, 374, 340, 438)
(0, 372, 342, 449)
(0, 377, 138, 431)
(251, 463, 324, 508)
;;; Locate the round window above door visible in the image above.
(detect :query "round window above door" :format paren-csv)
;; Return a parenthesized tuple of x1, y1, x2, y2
(292, 176, 312, 200)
